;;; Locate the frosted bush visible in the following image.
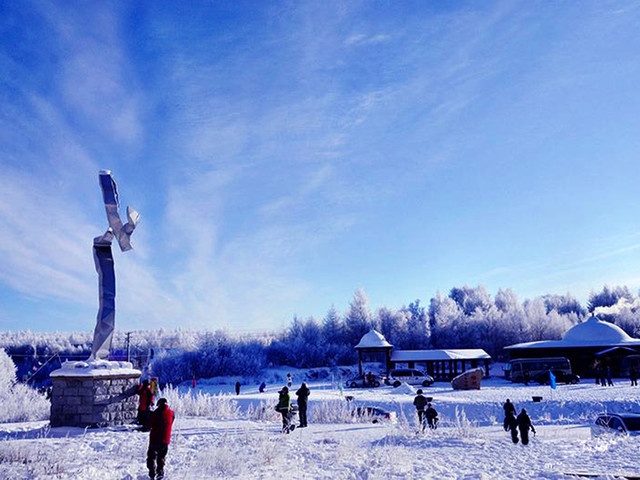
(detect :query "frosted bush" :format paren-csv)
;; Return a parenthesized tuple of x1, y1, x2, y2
(246, 401, 279, 422)
(191, 426, 283, 477)
(450, 407, 478, 438)
(310, 400, 355, 423)
(158, 385, 240, 418)
(0, 348, 16, 389)
(0, 349, 50, 423)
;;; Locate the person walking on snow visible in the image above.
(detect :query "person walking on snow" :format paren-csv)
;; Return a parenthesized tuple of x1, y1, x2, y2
(606, 366, 614, 387)
(413, 389, 428, 431)
(505, 410, 519, 443)
(259, 381, 266, 393)
(517, 408, 536, 445)
(425, 402, 438, 429)
(235, 381, 241, 395)
(146, 398, 174, 480)
(276, 386, 293, 433)
(630, 367, 638, 387)
(296, 382, 310, 427)
(503, 399, 516, 431)
(136, 380, 154, 431)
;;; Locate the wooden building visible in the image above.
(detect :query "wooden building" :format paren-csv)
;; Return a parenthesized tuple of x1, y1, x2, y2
(355, 330, 491, 380)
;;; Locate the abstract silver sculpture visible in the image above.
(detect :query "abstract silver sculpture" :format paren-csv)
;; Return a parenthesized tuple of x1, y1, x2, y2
(89, 170, 140, 360)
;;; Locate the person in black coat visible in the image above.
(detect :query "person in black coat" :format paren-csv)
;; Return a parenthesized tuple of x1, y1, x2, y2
(517, 409, 536, 445)
(630, 367, 638, 387)
(505, 411, 519, 443)
(503, 399, 516, 430)
(296, 383, 310, 427)
(425, 403, 438, 429)
(235, 381, 241, 395)
(605, 366, 614, 387)
(413, 389, 428, 431)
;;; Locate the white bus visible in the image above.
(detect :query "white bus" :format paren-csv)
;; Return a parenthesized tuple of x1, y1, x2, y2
(509, 357, 573, 383)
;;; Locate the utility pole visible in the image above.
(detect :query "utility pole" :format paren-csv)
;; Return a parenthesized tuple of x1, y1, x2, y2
(125, 332, 132, 363)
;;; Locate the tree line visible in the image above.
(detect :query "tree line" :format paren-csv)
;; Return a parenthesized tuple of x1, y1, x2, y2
(153, 284, 640, 385)
(5, 284, 640, 386)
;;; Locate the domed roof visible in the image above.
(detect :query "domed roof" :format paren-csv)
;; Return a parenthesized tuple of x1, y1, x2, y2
(563, 316, 633, 343)
(355, 329, 393, 349)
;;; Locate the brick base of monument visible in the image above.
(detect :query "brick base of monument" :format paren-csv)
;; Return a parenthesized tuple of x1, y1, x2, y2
(50, 373, 141, 428)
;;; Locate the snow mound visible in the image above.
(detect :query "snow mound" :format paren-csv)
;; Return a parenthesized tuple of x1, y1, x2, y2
(393, 382, 416, 395)
(50, 360, 141, 377)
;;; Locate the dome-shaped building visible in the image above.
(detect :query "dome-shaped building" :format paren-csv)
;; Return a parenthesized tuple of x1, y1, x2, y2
(505, 316, 640, 378)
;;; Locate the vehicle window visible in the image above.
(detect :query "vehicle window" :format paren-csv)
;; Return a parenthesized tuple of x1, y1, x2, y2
(595, 416, 609, 427)
(623, 418, 640, 431)
(411, 370, 424, 377)
(610, 418, 625, 431)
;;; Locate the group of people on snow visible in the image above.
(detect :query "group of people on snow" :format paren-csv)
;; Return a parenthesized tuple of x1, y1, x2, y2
(133, 374, 549, 478)
(503, 399, 536, 445)
(413, 389, 438, 431)
(135, 380, 174, 480)
(276, 382, 310, 433)
(593, 362, 615, 387)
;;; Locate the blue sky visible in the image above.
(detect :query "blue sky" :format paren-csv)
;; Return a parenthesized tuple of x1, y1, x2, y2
(2, 1, 640, 332)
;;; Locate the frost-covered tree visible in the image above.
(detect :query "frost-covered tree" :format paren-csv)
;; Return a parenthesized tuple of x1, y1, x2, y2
(401, 300, 430, 349)
(321, 306, 352, 366)
(322, 306, 344, 342)
(344, 289, 374, 347)
(428, 293, 464, 348)
(449, 285, 492, 316)
(542, 293, 585, 317)
(0, 349, 50, 422)
(376, 307, 407, 347)
(0, 348, 16, 391)
(587, 285, 633, 313)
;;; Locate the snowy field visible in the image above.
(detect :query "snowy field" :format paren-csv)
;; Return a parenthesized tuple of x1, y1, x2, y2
(2, 370, 640, 480)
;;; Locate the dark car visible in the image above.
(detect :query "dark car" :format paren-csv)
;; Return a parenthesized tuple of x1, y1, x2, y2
(345, 376, 382, 388)
(352, 406, 397, 424)
(591, 413, 640, 437)
(534, 369, 580, 385)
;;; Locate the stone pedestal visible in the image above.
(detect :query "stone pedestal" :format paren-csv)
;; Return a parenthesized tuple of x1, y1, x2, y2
(50, 360, 141, 428)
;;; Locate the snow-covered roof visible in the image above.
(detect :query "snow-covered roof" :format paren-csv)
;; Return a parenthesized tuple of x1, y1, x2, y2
(355, 330, 393, 349)
(505, 316, 640, 350)
(563, 316, 633, 342)
(391, 349, 491, 362)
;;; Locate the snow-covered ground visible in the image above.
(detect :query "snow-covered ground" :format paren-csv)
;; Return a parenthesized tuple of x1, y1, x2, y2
(2, 375, 640, 479)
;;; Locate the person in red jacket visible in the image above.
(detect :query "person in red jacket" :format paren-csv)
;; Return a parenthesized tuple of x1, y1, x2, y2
(136, 380, 154, 431)
(146, 398, 174, 480)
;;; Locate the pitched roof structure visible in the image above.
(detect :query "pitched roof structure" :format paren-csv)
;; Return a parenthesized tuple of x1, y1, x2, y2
(391, 349, 490, 362)
(354, 330, 393, 349)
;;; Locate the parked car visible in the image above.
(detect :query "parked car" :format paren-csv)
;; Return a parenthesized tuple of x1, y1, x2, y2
(534, 369, 580, 385)
(591, 413, 640, 437)
(386, 369, 434, 387)
(344, 376, 382, 388)
(352, 406, 397, 424)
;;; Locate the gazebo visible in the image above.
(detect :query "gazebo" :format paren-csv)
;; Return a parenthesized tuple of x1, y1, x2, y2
(354, 330, 393, 377)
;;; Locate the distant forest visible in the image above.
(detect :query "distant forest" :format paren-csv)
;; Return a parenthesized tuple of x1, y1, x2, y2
(3, 285, 640, 386)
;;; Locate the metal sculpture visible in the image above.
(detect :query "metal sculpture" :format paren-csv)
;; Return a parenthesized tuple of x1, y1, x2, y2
(89, 170, 140, 360)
